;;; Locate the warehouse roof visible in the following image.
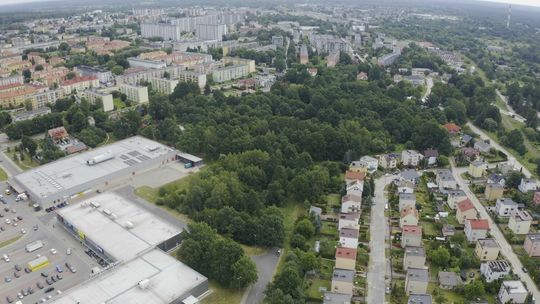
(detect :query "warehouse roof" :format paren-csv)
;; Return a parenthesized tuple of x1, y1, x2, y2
(56, 193, 182, 261)
(10, 136, 175, 201)
(51, 249, 206, 304)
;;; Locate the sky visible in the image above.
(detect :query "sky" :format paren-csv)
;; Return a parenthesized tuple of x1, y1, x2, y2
(0, 0, 539, 7)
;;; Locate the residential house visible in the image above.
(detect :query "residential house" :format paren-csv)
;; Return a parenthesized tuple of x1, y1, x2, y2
(405, 268, 429, 295)
(399, 193, 417, 211)
(401, 225, 422, 248)
(480, 260, 511, 283)
(468, 160, 487, 178)
(351, 156, 378, 174)
(341, 195, 361, 213)
(456, 199, 478, 225)
(447, 189, 467, 209)
(323, 292, 352, 304)
(485, 183, 504, 201)
(402, 150, 423, 167)
(460, 134, 472, 146)
(379, 153, 399, 169)
(400, 207, 419, 228)
(331, 268, 355, 295)
(403, 246, 426, 270)
(338, 213, 360, 230)
(460, 147, 480, 161)
(346, 181, 364, 199)
(487, 173, 506, 187)
(443, 122, 461, 134)
(497, 162, 515, 174)
(356, 72, 368, 81)
(509, 210, 532, 235)
(335, 248, 357, 271)
(400, 169, 421, 185)
(475, 238, 500, 261)
(339, 228, 359, 249)
(498, 281, 528, 304)
(442, 224, 456, 237)
(495, 198, 518, 217)
(408, 294, 432, 304)
(438, 271, 461, 290)
(474, 140, 491, 153)
(519, 178, 539, 193)
(345, 170, 365, 185)
(523, 233, 540, 257)
(533, 192, 540, 205)
(436, 169, 457, 191)
(465, 219, 489, 243)
(397, 180, 415, 194)
(47, 126, 69, 144)
(423, 149, 438, 166)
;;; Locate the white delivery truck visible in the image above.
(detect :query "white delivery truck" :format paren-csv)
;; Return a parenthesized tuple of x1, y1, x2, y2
(25, 240, 44, 253)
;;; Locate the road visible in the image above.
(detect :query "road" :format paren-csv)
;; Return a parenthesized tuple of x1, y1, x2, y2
(450, 162, 540, 301)
(466, 122, 532, 178)
(242, 249, 280, 304)
(366, 174, 394, 304)
(0, 150, 23, 178)
(422, 77, 433, 102)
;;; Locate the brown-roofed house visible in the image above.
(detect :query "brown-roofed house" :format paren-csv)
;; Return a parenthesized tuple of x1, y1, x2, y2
(48, 126, 69, 144)
(456, 198, 478, 225)
(443, 123, 461, 134)
(335, 248, 357, 270)
(465, 219, 489, 242)
(345, 170, 365, 184)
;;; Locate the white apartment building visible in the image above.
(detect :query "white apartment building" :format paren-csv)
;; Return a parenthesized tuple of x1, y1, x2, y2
(148, 77, 179, 95)
(212, 64, 249, 83)
(118, 83, 149, 104)
(127, 58, 167, 69)
(141, 23, 182, 41)
(195, 24, 227, 41)
(80, 89, 114, 112)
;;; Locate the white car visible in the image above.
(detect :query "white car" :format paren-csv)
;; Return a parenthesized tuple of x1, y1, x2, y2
(66, 248, 72, 255)
(5, 219, 10, 224)
(50, 248, 57, 255)
(20, 229, 26, 234)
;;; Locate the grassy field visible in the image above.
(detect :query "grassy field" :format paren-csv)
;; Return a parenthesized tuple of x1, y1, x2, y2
(0, 167, 7, 181)
(201, 281, 245, 304)
(113, 98, 126, 110)
(8, 151, 39, 171)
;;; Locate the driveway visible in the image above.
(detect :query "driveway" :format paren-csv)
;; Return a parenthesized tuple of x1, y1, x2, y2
(450, 162, 540, 301)
(242, 249, 280, 304)
(366, 174, 394, 304)
(466, 122, 532, 178)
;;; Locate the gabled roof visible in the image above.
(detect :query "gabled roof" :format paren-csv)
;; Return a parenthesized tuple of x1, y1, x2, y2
(423, 149, 439, 158)
(335, 247, 357, 260)
(401, 207, 419, 219)
(340, 228, 359, 239)
(468, 219, 489, 230)
(457, 199, 475, 212)
(402, 225, 422, 236)
(443, 122, 461, 133)
(345, 170, 365, 181)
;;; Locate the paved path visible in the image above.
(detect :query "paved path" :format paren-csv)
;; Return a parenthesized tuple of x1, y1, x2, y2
(466, 122, 532, 178)
(0, 150, 23, 178)
(366, 174, 394, 304)
(450, 162, 540, 301)
(242, 249, 280, 304)
(422, 77, 433, 102)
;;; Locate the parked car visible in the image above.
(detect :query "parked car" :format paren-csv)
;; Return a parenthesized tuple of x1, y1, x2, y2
(16, 216, 22, 221)
(55, 265, 63, 273)
(50, 248, 57, 255)
(66, 248, 72, 255)
(522, 267, 529, 273)
(44, 287, 54, 293)
(14, 264, 21, 271)
(45, 278, 53, 285)
(21, 289, 28, 296)
(40, 272, 48, 278)
(24, 267, 30, 273)
(4, 276, 11, 282)
(56, 274, 62, 280)
(27, 287, 34, 294)
(36, 281, 44, 289)
(6, 295, 13, 303)
(13, 272, 20, 278)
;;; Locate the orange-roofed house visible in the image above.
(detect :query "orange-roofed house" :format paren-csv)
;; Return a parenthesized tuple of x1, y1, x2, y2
(335, 247, 357, 270)
(400, 207, 419, 228)
(47, 126, 69, 144)
(443, 123, 461, 134)
(60, 76, 99, 95)
(465, 219, 490, 242)
(456, 199, 478, 225)
(345, 170, 365, 184)
(401, 225, 422, 248)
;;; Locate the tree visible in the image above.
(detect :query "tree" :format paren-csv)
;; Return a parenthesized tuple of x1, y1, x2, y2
(463, 280, 485, 300)
(21, 136, 37, 157)
(111, 65, 124, 75)
(230, 256, 258, 289)
(429, 247, 450, 267)
(294, 218, 315, 239)
(170, 82, 200, 100)
(66, 71, 76, 79)
(0, 112, 11, 128)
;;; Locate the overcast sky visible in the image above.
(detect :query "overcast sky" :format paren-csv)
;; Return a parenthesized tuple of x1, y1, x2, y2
(0, 0, 539, 7)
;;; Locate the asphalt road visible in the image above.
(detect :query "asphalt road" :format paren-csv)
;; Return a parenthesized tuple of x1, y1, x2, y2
(242, 249, 280, 304)
(450, 162, 540, 301)
(466, 122, 532, 178)
(366, 174, 394, 304)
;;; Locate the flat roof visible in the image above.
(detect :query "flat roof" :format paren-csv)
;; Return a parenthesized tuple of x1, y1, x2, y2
(11, 136, 175, 201)
(57, 192, 182, 261)
(51, 249, 206, 304)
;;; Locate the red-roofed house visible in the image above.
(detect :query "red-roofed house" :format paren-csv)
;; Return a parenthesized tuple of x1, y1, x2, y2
(401, 225, 422, 248)
(456, 199, 478, 225)
(400, 207, 419, 228)
(443, 123, 461, 134)
(60, 76, 99, 95)
(465, 219, 489, 242)
(345, 170, 365, 184)
(47, 126, 69, 144)
(341, 195, 361, 213)
(335, 247, 357, 270)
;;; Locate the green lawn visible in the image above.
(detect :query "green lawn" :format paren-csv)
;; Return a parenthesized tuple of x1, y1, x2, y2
(113, 98, 126, 110)
(0, 235, 22, 248)
(8, 151, 39, 171)
(320, 221, 338, 237)
(0, 167, 7, 181)
(201, 281, 244, 304)
(305, 277, 331, 301)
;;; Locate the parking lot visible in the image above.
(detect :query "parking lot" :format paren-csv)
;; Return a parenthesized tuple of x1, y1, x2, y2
(0, 181, 94, 304)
